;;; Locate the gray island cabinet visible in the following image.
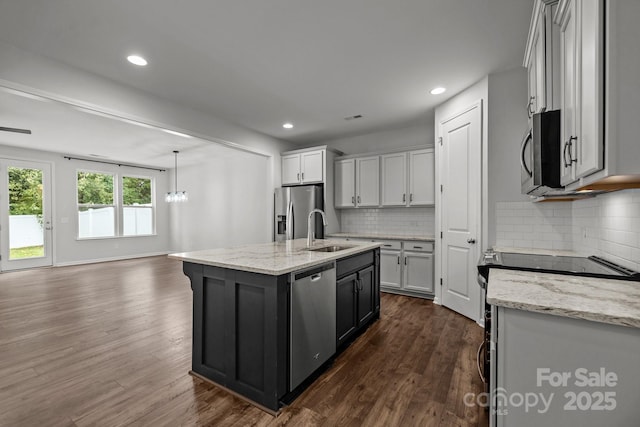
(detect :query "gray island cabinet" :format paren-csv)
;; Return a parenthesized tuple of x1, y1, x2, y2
(169, 239, 381, 412)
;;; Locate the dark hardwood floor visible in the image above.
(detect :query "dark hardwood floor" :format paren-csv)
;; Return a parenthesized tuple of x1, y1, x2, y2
(0, 256, 488, 427)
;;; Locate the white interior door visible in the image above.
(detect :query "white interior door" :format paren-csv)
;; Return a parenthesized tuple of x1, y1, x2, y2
(439, 104, 481, 321)
(0, 159, 53, 271)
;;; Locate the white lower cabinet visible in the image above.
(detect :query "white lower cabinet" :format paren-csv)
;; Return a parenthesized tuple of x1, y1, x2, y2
(379, 240, 434, 298)
(403, 251, 434, 294)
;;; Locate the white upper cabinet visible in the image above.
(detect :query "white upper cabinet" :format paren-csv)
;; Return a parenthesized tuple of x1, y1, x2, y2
(556, 0, 604, 186)
(381, 153, 407, 207)
(335, 159, 356, 208)
(553, 0, 640, 192)
(281, 148, 325, 185)
(408, 149, 435, 206)
(300, 150, 324, 183)
(356, 156, 380, 207)
(524, 0, 561, 121)
(335, 156, 380, 208)
(335, 147, 434, 209)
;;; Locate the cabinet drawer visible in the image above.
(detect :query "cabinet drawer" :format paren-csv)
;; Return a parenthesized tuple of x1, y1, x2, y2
(403, 241, 433, 252)
(378, 240, 401, 250)
(336, 251, 374, 278)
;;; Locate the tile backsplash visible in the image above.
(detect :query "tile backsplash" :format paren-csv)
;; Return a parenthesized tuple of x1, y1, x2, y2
(340, 207, 435, 236)
(495, 189, 640, 271)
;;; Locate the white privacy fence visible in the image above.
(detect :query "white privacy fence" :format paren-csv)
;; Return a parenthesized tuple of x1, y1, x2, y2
(10, 208, 153, 244)
(9, 215, 43, 248)
(78, 207, 153, 238)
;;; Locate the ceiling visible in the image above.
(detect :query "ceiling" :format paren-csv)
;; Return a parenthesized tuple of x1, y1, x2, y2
(0, 0, 533, 147)
(0, 88, 249, 168)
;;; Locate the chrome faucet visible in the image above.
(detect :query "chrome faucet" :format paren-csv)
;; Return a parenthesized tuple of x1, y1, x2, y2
(307, 209, 328, 247)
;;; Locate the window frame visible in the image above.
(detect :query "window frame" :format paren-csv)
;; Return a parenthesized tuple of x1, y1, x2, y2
(76, 169, 156, 240)
(76, 169, 117, 240)
(120, 174, 156, 237)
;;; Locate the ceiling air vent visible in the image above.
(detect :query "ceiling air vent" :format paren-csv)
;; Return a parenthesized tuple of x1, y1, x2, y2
(344, 114, 363, 121)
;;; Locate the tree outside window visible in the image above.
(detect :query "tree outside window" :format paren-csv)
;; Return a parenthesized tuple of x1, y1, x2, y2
(77, 171, 115, 238)
(122, 176, 154, 236)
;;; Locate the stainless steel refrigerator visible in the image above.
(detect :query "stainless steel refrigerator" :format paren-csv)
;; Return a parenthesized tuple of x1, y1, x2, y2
(274, 185, 324, 242)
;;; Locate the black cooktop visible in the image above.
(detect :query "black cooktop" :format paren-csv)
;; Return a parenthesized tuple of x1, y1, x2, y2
(478, 251, 640, 281)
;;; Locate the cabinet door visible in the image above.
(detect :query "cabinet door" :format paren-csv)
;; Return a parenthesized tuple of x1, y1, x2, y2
(356, 156, 380, 207)
(334, 159, 356, 208)
(282, 154, 301, 185)
(408, 149, 435, 206)
(380, 250, 402, 289)
(336, 273, 358, 346)
(301, 150, 324, 183)
(356, 266, 375, 326)
(575, 0, 604, 179)
(380, 153, 406, 206)
(403, 252, 434, 294)
(559, 0, 577, 186)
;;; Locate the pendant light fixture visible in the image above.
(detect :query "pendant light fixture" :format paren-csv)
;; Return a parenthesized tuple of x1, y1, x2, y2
(165, 150, 188, 203)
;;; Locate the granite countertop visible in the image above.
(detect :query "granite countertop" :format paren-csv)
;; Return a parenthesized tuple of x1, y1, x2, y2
(328, 232, 436, 242)
(488, 269, 640, 329)
(168, 238, 382, 276)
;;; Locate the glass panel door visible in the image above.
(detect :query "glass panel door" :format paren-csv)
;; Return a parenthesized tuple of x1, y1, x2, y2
(0, 159, 53, 271)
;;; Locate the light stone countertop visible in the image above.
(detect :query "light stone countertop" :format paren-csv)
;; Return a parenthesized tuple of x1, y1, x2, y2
(328, 232, 436, 242)
(168, 238, 382, 276)
(488, 269, 640, 329)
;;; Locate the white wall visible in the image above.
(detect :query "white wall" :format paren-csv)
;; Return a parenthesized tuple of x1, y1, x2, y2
(495, 189, 640, 272)
(0, 144, 171, 265)
(169, 151, 272, 252)
(487, 68, 530, 247)
(315, 117, 434, 155)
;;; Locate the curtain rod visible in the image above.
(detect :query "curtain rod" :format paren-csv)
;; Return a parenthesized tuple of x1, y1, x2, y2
(63, 156, 166, 172)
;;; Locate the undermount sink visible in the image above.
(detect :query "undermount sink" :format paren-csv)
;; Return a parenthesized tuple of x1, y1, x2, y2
(306, 245, 354, 253)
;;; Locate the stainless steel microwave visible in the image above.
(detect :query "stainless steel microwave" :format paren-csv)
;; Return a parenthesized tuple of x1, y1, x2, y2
(520, 110, 562, 196)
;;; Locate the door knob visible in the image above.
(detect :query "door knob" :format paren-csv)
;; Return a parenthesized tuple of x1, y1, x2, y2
(467, 238, 476, 244)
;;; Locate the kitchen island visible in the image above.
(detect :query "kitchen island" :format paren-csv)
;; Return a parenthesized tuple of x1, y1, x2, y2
(169, 239, 381, 413)
(486, 269, 640, 427)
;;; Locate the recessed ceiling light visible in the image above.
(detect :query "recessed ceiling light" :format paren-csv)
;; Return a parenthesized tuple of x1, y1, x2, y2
(282, 123, 294, 129)
(127, 55, 148, 66)
(430, 87, 446, 95)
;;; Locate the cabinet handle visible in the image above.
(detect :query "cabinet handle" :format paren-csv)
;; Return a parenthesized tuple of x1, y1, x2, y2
(397, 256, 400, 265)
(354, 280, 359, 293)
(413, 246, 423, 249)
(359, 279, 364, 291)
(297, 173, 300, 181)
(526, 96, 535, 118)
(403, 193, 406, 202)
(563, 136, 578, 167)
(357, 195, 361, 204)
(301, 172, 304, 180)
(404, 257, 407, 265)
(352, 196, 355, 205)
(410, 193, 413, 202)
(383, 244, 392, 247)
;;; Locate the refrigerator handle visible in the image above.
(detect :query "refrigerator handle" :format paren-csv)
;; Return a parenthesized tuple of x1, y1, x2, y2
(286, 199, 294, 240)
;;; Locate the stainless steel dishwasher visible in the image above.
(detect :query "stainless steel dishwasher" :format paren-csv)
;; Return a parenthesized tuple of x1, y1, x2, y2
(290, 261, 336, 390)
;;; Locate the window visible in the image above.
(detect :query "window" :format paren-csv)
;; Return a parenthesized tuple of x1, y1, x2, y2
(76, 171, 155, 239)
(77, 171, 116, 238)
(122, 176, 153, 236)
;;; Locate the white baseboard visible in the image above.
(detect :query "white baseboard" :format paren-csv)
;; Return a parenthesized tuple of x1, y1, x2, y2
(55, 251, 170, 267)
